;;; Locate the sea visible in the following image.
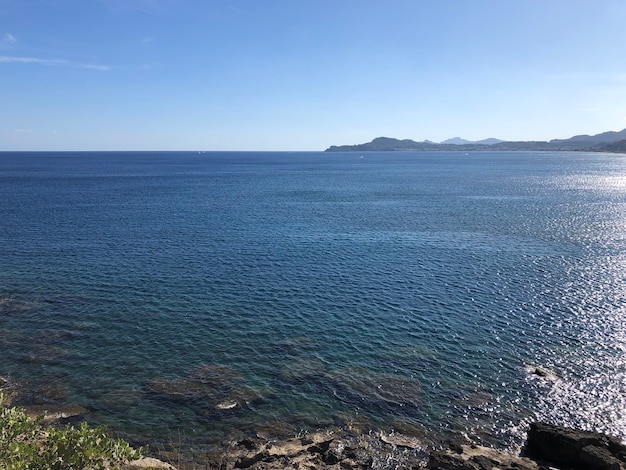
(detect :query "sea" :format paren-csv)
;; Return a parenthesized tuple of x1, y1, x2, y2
(1, 150, 625, 459)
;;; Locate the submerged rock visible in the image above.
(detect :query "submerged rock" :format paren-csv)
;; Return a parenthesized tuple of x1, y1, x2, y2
(25, 378, 70, 404)
(316, 366, 422, 415)
(147, 364, 243, 401)
(0, 372, 75, 407)
(22, 404, 89, 425)
(274, 336, 317, 355)
(0, 375, 19, 405)
(0, 297, 33, 315)
(146, 363, 265, 411)
(277, 356, 327, 383)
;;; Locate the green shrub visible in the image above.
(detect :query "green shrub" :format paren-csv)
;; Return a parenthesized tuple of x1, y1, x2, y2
(0, 395, 142, 469)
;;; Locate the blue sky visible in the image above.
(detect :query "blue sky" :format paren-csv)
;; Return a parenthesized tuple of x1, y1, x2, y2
(2, 0, 626, 151)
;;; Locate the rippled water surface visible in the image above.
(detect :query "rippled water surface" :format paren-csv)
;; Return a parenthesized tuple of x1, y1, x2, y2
(1, 151, 625, 454)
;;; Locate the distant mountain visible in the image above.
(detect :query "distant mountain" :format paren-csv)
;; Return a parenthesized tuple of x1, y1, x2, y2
(440, 137, 471, 145)
(595, 139, 626, 153)
(325, 137, 539, 152)
(440, 137, 504, 145)
(326, 137, 439, 152)
(476, 138, 505, 145)
(325, 129, 626, 152)
(548, 128, 626, 148)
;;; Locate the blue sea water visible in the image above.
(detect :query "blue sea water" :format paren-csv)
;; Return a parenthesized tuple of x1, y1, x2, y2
(1, 151, 625, 456)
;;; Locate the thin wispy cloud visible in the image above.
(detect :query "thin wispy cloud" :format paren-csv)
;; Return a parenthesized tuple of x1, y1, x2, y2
(0, 55, 109, 70)
(1, 32, 109, 70)
(81, 64, 110, 71)
(0, 55, 67, 65)
(1, 32, 17, 48)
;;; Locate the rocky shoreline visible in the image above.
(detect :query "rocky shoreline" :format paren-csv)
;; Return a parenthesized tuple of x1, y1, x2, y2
(3, 375, 626, 469)
(198, 422, 626, 469)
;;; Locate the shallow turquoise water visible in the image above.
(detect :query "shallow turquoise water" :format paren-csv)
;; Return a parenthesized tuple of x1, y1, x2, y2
(1, 151, 625, 453)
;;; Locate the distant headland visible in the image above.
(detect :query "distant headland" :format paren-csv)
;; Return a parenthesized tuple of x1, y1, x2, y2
(325, 128, 626, 153)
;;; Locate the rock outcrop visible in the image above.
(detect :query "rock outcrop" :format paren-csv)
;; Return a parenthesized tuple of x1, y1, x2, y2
(218, 428, 429, 469)
(427, 423, 626, 470)
(428, 442, 539, 469)
(525, 422, 626, 470)
(123, 457, 177, 469)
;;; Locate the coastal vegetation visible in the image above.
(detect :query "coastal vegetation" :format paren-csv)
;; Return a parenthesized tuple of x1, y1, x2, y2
(0, 395, 141, 470)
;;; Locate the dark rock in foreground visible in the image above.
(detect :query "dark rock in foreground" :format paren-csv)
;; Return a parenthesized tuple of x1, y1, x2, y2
(525, 422, 626, 470)
(428, 423, 626, 470)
